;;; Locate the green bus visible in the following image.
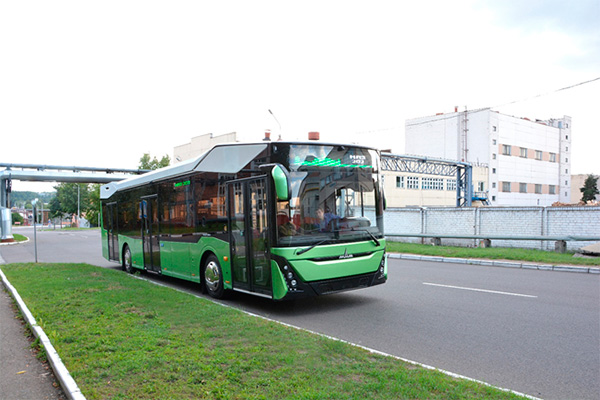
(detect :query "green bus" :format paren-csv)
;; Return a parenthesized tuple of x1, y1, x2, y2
(100, 141, 387, 300)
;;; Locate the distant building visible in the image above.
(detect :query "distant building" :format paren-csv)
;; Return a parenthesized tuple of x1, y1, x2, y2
(173, 132, 237, 163)
(383, 165, 489, 207)
(405, 109, 571, 206)
(571, 174, 600, 203)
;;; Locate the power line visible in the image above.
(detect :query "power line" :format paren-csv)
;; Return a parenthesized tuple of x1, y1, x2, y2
(354, 76, 600, 134)
(492, 76, 600, 108)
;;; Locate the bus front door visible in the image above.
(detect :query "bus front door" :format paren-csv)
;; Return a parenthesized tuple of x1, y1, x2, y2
(140, 196, 161, 273)
(228, 177, 271, 297)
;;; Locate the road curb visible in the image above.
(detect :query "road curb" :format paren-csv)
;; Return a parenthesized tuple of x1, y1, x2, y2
(0, 268, 86, 400)
(388, 253, 600, 274)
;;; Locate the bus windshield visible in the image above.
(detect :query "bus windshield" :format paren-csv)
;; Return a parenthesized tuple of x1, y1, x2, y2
(273, 143, 384, 247)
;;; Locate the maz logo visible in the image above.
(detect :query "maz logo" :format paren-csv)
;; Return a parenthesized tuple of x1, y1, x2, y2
(339, 249, 354, 259)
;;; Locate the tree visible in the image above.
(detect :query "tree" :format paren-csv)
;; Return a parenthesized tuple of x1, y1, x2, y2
(580, 175, 599, 202)
(11, 212, 24, 225)
(51, 183, 96, 225)
(139, 153, 170, 170)
(86, 184, 101, 227)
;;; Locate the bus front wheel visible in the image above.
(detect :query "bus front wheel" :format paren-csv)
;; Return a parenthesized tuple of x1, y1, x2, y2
(122, 245, 134, 274)
(203, 254, 225, 299)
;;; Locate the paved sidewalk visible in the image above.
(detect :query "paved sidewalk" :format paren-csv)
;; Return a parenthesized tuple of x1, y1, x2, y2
(0, 284, 66, 399)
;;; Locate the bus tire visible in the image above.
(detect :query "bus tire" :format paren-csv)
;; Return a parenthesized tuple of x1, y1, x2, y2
(203, 254, 225, 299)
(122, 245, 134, 274)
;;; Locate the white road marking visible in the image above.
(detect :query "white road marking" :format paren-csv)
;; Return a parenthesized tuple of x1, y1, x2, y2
(423, 282, 538, 298)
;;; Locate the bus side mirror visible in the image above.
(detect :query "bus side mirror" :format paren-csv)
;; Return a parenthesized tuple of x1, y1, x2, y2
(260, 163, 291, 201)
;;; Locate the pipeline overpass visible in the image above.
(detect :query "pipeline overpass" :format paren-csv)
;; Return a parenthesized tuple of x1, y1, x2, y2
(0, 163, 147, 242)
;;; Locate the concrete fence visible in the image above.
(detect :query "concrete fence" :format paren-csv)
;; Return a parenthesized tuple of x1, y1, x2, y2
(384, 206, 600, 251)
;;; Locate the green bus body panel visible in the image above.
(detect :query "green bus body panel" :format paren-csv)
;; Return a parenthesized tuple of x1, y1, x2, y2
(271, 239, 386, 282)
(161, 241, 193, 280)
(271, 260, 289, 300)
(101, 228, 108, 259)
(111, 235, 231, 285)
(119, 236, 144, 269)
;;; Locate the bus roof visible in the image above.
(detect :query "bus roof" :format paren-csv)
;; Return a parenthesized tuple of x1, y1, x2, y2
(100, 143, 268, 199)
(100, 141, 379, 200)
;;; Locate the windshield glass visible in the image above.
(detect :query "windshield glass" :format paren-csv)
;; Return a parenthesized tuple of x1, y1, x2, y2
(272, 144, 384, 247)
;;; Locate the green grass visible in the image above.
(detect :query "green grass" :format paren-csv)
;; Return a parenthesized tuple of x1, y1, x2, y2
(1, 263, 527, 400)
(12, 233, 27, 242)
(386, 242, 600, 266)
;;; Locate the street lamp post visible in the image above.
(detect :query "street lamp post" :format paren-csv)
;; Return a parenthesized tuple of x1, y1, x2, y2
(32, 198, 38, 263)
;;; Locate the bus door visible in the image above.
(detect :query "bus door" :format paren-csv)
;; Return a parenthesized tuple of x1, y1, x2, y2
(105, 202, 119, 261)
(228, 177, 271, 297)
(140, 195, 161, 273)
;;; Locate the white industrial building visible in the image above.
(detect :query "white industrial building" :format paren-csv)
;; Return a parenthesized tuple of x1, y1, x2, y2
(405, 109, 571, 206)
(173, 132, 238, 163)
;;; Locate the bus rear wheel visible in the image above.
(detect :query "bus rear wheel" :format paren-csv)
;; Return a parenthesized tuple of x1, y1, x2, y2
(122, 245, 134, 274)
(203, 254, 225, 299)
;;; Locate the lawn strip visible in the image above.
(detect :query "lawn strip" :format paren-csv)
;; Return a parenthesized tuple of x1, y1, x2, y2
(1, 263, 527, 400)
(386, 242, 600, 266)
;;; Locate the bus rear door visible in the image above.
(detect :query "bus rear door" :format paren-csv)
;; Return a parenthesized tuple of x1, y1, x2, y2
(228, 177, 271, 298)
(140, 195, 161, 273)
(105, 202, 119, 261)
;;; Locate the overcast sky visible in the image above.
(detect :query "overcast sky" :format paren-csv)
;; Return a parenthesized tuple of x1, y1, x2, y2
(1, 0, 598, 192)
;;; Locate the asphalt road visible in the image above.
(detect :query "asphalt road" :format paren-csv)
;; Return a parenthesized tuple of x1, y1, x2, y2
(2, 227, 599, 400)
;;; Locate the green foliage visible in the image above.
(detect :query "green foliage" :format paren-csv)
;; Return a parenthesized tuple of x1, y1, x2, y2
(51, 183, 100, 225)
(52, 183, 89, 215)
(580, 174, 599, 202)
(1, 263, 526, 400)
(86, 185, 101, 227)
(139, 153, 170, 170)
(11, 212, 24, 225)
(9, 191, 55, 208)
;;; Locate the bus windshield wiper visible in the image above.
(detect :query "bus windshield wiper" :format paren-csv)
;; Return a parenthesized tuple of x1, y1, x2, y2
(295, 239, 330, 256)
(353, 228, 380, 246)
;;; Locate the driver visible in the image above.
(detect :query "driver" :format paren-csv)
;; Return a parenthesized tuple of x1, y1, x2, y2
(316, 206, 340, 232)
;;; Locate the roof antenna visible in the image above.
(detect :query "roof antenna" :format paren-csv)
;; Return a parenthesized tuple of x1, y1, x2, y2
(268, 109, 282, 141)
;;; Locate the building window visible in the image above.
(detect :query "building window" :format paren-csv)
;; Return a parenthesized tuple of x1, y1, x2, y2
(492, 168, 496, 174)
(477, 182, 485, 191)
(566, 158, 568, 162)
(565, 169, 568, 174)
(492, 182, 496, 189)
(535, 184, 542, 194)
(549, 153, 556, 162)
(447, 179, 457, 191)
(421, 177, 431, 190)
(549, 185, 556, 195)
(493, 126, 497, 132)
(492, 195, 496, 201)
(566, 135, 569, 140)
(502, 145, 511, 155)
(502, 182, 511, 192)
(395, 176, 404, 188)
(519, 183, 527, 193)
(566, 146, 569, 152)
(565, 180, 568, 185)
(407, 176, 419, 189)
(520, 147, 528, 158)
(535, 150, 542, 160)
(492, 153, 497, 160)
(492, 139, 497, 145)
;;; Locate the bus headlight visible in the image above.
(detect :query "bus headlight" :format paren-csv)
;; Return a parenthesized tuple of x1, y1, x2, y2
(291, 279, 297, 287)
